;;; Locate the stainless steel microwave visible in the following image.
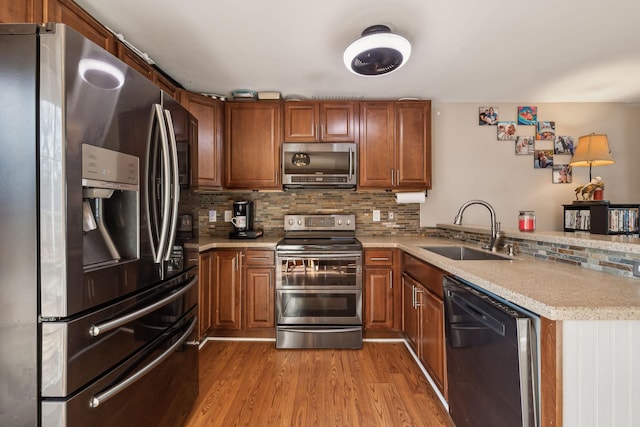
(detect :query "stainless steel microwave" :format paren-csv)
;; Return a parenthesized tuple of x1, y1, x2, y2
(282, 142, 357, 189)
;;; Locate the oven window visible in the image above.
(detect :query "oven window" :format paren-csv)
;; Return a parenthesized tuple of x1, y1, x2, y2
(279, 257, 359, 288)
(280, 292, 359, 319)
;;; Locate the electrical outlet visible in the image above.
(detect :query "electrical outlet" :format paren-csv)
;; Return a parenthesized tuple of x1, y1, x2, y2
(372, 210, 380, 222)
(634, 260, 640, 278)
(224, 210, 232, 222)
(208, 210, 217, 223)
(388, 212, 395, 220)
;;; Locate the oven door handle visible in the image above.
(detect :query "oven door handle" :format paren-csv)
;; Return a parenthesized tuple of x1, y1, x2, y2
(89, 276, 197, 337)
(89, 316, 197, 408)
(278, 327, 362, 334)
(277, 252, 362, 258)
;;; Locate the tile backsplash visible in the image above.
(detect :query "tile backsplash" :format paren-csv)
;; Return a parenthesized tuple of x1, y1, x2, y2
(181, 190, 426, 237)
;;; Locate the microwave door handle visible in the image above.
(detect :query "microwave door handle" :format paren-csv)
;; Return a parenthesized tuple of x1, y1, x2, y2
(163, 109, 180, 261)
(153, 104, 171, 264)
(349, 147, 354, 181)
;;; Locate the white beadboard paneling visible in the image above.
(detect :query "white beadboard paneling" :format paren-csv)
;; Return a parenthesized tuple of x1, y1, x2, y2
(563, 320, 640, 427)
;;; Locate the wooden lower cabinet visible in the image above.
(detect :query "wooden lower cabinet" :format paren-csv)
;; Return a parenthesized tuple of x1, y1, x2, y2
(244, 249, 275, 329)
(402, 253, 447, 398)
(211, 249, 243, 330)
(199, 249, 275, 336)
(197, 250, 213, 339)
(364, 249, 400, 331)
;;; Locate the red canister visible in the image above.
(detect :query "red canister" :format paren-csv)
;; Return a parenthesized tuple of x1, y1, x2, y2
(518, 211, 536, 232)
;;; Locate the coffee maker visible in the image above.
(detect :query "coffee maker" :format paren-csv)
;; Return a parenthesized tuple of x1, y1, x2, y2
(229, 200, 263, 239)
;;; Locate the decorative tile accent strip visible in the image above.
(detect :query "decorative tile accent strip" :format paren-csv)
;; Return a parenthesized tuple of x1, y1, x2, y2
(434, 228, 638, 278)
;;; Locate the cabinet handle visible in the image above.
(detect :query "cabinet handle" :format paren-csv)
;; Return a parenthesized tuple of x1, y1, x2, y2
(414, 287, 423, 308)
(411, 285, 416, 308)
(391, 168, 395, 186)
(389, 271, 393, 289)
(370, 257, 389, 261)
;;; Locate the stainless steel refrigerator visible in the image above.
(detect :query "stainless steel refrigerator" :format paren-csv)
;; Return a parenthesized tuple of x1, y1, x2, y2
(0, 23, 198, 426)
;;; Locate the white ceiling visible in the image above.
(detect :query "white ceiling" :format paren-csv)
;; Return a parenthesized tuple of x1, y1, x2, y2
(75, 0, 640, 102)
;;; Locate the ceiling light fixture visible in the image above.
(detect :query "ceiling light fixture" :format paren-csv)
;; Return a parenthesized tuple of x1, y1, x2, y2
(343, 24, 411, 76)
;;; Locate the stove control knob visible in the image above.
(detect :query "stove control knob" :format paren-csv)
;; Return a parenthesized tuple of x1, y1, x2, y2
(288, 219, 294, 225)
(297, 219, 302, 225)
(346, 219, 351, 225)
(337, 219, 342, 225)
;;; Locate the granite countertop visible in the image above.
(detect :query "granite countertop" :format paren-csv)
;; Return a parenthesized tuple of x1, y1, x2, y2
(360, 236, 640, 321)
(185, 232, 640, 322)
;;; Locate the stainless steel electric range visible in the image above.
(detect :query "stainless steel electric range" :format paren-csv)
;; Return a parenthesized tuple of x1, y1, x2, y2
(275, 214, 363, 349)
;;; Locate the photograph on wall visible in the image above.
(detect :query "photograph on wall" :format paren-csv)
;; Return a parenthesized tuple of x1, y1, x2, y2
(552, 165, 572, 183)
(554, 136, 574, 154)
(534, 149, 554, 168)
(536, 121, 555, 140)
(479, 106, 499, 125)
(515, 136, 534, 155)
(517, 106, 537, 125)
(497, 121, 517, 140)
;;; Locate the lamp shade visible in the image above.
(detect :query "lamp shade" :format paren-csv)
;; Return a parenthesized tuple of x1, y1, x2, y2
(569, 133, 615, 167)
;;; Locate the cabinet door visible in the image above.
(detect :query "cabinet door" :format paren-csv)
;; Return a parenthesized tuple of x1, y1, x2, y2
(245, 266, 274, 328)
(420, 289, 447, 397)
(182, 92, 223, 189)
(359, 102, 395, 189)
(212, 250, 242, 330)
(283, 102, 317, 142)
(224, 101, 282, 189)
(402, 273, 420, 353)
(319, 102, 358, 142)
(364, 267, 394, 330)
(0, 0, 42, 23)
(45, 0, 115, 54)
(198, 251, 213, 339)
(395, 101, 431, 189)
(116, 41, 154, 81)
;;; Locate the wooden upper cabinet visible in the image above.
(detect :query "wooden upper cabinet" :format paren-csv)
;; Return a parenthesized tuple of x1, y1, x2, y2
(116, 41, 154, 81)
(154, 72, 179, 99)
(0, 0, 43, 23)
(359, 102, 395, 189)
(359, 100, 431, 190)
(44, 0, 115, 54)
(181, 91, 223, 190)
(224, 101, 282, 190)
(396, 101, 432, 190)
(284, 101, 358, 142)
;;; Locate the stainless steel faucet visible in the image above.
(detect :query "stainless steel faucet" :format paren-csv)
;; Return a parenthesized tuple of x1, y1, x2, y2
(453, 200, 501, 252)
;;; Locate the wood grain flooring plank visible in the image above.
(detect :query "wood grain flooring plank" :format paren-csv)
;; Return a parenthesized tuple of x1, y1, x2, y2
(184, 340, 453, 427)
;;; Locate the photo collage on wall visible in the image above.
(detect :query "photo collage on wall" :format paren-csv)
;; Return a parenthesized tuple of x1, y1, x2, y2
(478, 105, 574, 184)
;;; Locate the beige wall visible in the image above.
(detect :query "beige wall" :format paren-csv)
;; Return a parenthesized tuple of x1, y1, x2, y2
(421, 102, 640, 231)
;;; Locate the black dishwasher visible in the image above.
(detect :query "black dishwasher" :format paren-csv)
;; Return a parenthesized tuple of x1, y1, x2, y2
(443, 276, 539, 427)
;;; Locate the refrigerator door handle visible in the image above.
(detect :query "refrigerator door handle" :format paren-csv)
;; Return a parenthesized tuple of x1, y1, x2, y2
(162, 109, 180, 262)
(150, 104, 172, 264)
(89, 316, 197, 408)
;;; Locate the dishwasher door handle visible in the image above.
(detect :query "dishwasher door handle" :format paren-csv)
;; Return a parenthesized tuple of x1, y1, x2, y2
(449, 292, 506, 336)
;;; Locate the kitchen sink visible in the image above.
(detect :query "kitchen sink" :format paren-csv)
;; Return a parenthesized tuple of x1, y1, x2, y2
(420, 245, 512, 261)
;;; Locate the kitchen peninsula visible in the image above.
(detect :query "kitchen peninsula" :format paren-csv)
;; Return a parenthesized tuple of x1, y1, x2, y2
(188, 225, 640, 426)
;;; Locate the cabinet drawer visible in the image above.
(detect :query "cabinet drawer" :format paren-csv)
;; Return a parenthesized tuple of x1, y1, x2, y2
(365, 249, 394, 266)
(402, 253, 444, 299)
(244, 250, 275, 266)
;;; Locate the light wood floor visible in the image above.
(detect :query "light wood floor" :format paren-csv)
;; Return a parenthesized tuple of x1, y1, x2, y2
(184, 340, 453, 427)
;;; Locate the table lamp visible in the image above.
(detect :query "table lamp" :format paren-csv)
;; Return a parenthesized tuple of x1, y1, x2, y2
(569, 133, 615, 181)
